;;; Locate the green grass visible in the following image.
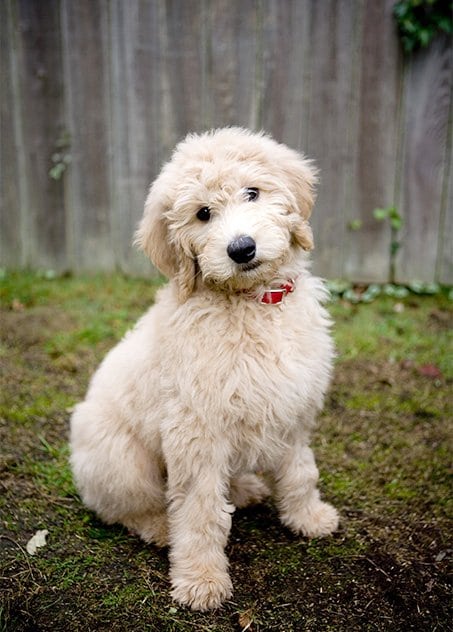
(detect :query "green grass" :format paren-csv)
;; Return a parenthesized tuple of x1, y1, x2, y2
(329, 294, 452, 377)
(0, 271, 451, 631)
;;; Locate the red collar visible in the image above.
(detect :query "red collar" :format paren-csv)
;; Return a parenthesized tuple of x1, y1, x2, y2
(237, 278, 297, 305)
(260, 279, 296, 304)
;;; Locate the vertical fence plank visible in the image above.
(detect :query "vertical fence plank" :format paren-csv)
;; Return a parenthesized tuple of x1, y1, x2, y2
(204, 0, 259, 130)
(5, 0, 66, 270)
(161, 0, 206, 139)
(108, 0, 162, 275)
(259, 0, 311, 149)
(61, 0, 113, 271)
(1, 1, 23, 267)
(304, 0, 361, 278)
(437, 108, 452, 285)
(344, 0, 401, 282)
(396, 35, 452, 283)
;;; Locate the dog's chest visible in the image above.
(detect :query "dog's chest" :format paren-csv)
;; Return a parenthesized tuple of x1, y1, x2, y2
(161, 300, 331, 438)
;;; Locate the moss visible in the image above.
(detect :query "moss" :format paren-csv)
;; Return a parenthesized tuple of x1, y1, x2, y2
(330, 295, 453, 378)
(306, 534, 367, 562)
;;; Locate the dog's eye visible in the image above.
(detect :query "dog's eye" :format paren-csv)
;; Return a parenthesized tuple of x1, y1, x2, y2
(196, 207, 211, 222)
(245, 187, 259, 202)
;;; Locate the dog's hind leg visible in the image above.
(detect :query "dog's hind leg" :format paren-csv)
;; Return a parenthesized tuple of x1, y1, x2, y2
(230, 473, 271, 508)
(273, 442, 339, 538)
(70, 401, 168, 546)
(122, 510, 168, 548)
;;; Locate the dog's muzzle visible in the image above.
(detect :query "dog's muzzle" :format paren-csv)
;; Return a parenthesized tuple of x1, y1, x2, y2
(227, 235, 256, 264)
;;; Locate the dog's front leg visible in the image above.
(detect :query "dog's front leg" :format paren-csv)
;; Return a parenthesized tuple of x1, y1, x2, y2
(274, 442, 339, 538)
(164, 436, 234, 611)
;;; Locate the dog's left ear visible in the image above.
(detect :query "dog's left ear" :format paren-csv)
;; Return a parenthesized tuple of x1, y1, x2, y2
(275, 145, 318, 250)
(293, 219, 314, 251)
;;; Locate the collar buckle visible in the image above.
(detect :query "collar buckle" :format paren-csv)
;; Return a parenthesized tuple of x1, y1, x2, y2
(260, 280, 295, 305)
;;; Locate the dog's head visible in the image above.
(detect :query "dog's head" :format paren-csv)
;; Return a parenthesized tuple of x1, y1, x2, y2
(135, 128, 317, 301)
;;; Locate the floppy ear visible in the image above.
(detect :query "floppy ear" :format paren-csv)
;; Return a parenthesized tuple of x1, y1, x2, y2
(276, 145, 318, 250)
(134, 178, 177, 277)
(293, 220, 314, 251)
(134, 173, 196, 302)
(275, 144, 318, 219)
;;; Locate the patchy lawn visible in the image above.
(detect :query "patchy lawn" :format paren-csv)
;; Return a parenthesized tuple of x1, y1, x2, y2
(0, 272, 451, 631)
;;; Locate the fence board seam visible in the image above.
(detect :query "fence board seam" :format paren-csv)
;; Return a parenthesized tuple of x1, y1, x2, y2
(7, 0, 29, 267)
(436, 80, 453, 281)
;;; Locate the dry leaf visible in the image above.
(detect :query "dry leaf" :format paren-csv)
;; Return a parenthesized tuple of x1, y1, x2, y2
(12, 299, 25, 312)
(238, 608, 254, 631)
(26, 529, 49, 555)
(418, 364, 442, 379)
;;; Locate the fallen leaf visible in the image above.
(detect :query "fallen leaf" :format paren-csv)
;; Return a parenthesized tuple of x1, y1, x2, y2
(435, 550, 448, 562)
(418, 364, 443, 379)
(239, 608, 254, 631)
(12, 299, 25, 312)
(26, 529, 49, 555)
(426, 578, 435, 592)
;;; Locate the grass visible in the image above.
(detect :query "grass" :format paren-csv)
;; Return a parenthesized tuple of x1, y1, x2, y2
(0, 271, 451, 631)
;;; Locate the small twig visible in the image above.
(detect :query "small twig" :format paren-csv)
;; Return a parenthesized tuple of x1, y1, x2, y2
(366, 557, 392, 580)
(40, 492, 76, 507)
(0, 535, 37, 581)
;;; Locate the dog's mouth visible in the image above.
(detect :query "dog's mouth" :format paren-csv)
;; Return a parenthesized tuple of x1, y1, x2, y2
(238, 260, 262, 272)
(199, 256, 273, 292)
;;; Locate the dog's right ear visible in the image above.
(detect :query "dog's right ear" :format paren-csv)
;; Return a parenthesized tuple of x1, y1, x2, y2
(134, 173, 197, 303)
(134, 175, 178, 279)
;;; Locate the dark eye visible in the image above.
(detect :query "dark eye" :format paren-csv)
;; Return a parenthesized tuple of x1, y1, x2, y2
(196, 206, 211, 222)
(245, 187, 259, 202)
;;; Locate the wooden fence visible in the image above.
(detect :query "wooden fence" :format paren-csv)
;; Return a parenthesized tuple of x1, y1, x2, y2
(1, 0, 452, 283)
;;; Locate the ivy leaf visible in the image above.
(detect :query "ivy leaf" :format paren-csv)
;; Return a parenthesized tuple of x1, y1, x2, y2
(49, 163, 66, 180)
(373, 208, 389, 221)
(390, 215, 403, 231)
(419, 28, 432, 46)
(348, 219, 363, 231)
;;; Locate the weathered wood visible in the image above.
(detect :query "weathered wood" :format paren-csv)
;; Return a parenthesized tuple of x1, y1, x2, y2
(304, 0, 361, 279)
(1, 1, 23, 268)
(437, 100, 452, 285)
(260, 0, 312, 148)
(3, 0, 66, 270)
(396, 35, 452, 283)
(0, 0, 452, 283)
(61, 0, 113, 271)
(108, 0, 162, 275)
(344, 0, 401, 282)
(162, 0, 206, 138)
(204, 0, 259, 130)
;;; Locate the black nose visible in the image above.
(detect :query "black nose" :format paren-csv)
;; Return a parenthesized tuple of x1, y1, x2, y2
(227, 235, 256, 264)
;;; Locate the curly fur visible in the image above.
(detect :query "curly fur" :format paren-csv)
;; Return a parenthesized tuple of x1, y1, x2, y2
(70, 127, 339, 611)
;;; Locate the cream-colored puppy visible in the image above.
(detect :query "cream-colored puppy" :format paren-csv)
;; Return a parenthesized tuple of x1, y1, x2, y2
(70, 127, 339, 611)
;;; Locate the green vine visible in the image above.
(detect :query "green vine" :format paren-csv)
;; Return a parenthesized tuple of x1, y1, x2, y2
(393, 0, 453, 53)
(49, 131, 72, 181)
(373, 206, 404, 284)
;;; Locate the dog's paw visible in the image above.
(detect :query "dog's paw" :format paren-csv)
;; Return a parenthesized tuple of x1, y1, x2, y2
(281, 501, 339, 538)
(171, 571, 233, 611)
(230, 473, 271, 509)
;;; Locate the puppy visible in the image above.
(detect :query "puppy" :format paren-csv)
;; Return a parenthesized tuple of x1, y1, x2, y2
(70, 127, 339, 611)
